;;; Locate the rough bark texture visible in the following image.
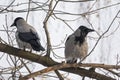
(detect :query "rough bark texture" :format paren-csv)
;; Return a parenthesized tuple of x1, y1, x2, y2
(0, 43, 116, 80)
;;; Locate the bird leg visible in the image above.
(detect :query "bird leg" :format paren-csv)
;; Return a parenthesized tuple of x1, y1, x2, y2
(72, 58, 77, 63)
(29, 49, 32, 53)
(66, 58, 77, 64)
(23, 46, 26, 51)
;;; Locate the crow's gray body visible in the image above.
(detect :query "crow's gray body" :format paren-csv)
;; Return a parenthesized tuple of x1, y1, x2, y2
(65, 35, 88, 63)
(15, 31, 32, 50)
(11, 17, 45, 51)
(65, 26, 94, 63)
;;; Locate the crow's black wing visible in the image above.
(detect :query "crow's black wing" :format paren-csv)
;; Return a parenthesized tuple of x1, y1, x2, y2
(18, 29, 45, 51)
(18, 29, 39, 42)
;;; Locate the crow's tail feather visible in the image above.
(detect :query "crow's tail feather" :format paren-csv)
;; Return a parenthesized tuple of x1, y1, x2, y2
(29, 40, 45, 51)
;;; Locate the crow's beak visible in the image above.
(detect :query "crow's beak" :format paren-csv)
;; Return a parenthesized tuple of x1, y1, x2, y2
(10, 23, 15, 27)
(87, 29, 94, 32)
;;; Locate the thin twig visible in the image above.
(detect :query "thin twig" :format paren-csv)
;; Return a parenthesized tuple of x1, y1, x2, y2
(54, 70, 64, 80)
(0, 0, 15, 13)
(43, 0, 59, 57)
(19, 59, 35, 80)
(26, 0, 31, 21)
(43, 0, 64, 80)
(80, 10, 120, 62)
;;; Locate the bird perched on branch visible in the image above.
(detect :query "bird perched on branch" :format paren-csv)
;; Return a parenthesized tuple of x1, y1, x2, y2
(65, 26, 94, 63)
(11, 17, 45, 51)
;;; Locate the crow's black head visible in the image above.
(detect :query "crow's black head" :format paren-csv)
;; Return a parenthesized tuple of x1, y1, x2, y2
(79, 26, 94, 35)
(75, 26, 94, 45)
(10, 17, 24, 27)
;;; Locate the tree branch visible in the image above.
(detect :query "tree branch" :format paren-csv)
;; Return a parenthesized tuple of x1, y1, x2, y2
(43, 1, 64, 79)
(0, 43, 117, 80)
(43, 0, 59, 57)
(59, 0, 94, 2)
(0, 0, 15, 13)
(20, 62, 119, 80)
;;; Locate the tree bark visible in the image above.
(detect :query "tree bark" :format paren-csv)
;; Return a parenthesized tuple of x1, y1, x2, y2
(0, 43, 116, 80)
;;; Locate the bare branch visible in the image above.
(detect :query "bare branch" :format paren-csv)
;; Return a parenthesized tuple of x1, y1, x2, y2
(59, 0, 94, 2)
(43, 0, 59, 57)
(0, 43, 117, 80)
(26, 0, 31, 22)
(0, 0, 15, 13)
(54, 70, 64, 80)
(20, 63, 117, 80)
(80, 10, 120, 62)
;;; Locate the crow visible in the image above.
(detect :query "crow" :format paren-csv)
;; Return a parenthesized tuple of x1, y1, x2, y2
(11, 17, 45, 51)
(65, 26, 94, 63)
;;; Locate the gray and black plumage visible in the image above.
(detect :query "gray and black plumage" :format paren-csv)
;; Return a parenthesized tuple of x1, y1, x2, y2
(65, 26, 94, 63)
(11, 17, 45, 51)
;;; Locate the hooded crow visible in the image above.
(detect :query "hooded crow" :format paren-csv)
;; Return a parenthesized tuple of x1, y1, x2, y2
(65, 26, 94, 63)
(11, 17, 45, 51)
